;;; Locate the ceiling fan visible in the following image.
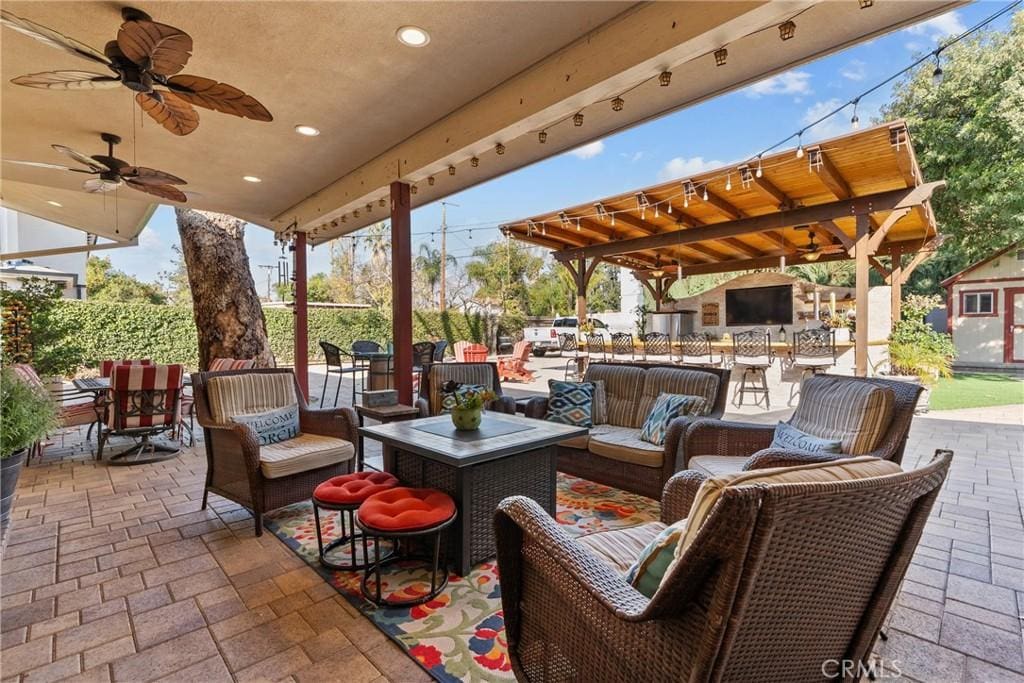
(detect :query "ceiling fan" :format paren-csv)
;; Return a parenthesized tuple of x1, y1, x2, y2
(1, 6, 272, 136)
(795, 225, 823, 261)
(4, 132, 188, 203)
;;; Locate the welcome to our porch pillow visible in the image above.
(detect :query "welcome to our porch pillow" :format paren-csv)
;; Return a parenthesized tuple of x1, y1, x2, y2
(231, 404, 300, 445)
(770, 421, 843, 453)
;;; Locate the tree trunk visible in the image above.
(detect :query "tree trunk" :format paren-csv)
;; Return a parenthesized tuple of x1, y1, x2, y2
(175, 209, 275, 369)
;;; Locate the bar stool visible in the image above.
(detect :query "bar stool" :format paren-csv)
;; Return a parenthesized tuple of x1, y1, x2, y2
(731, 329, 774, 409)
(312, 472, 399, 570)
(356, 487, 457, 608)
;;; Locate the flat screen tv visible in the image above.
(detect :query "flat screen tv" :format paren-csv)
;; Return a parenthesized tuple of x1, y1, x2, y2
(725, 284, 793, 326)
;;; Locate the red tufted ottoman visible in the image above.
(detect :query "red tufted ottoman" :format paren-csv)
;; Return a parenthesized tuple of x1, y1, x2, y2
(312, 471, 399, 570)
(356, 487, 457, 607)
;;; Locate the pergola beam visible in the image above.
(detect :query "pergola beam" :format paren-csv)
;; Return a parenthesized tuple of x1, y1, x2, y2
(867, 208, 912, 254)
(811, 147, 853, 200)
(749, 173, 794, 210)
(553, 182, 946, 263)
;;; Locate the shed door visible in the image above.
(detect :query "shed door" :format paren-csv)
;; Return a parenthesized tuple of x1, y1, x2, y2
(1006, 288, 1024, 363)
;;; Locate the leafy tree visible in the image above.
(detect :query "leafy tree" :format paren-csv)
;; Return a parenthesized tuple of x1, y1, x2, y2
(0, 278, 85, 377)
(881, 13, 1024, 293)
(157, 245, 192, 305)
(307, 273, 333, 302)
(274, 281, 292, 302)
(355, 222, 392, 310)
(414, 244, 456, 309)
(327, 237, 357, 303)
(465, 239, 544, 313)
(588, 263, 621, 313)
(87, 256, 166, 304)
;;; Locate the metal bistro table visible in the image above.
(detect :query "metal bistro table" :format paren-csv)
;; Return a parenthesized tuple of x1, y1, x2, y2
(360, 413, 586, 575)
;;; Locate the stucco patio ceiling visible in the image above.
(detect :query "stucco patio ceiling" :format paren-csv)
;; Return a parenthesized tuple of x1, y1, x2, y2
(1, 1, 959, 243)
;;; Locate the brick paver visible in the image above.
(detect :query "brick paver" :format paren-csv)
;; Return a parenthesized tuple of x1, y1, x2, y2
(1, 389, 1020, 682)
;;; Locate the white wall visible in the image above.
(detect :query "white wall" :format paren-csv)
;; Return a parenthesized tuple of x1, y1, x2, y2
(1, 210, 88, 298)
(949, 247, 1024, 366)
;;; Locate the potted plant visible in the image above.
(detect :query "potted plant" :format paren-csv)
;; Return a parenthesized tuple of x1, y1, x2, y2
(442, 380, 496, 431)
(885, 294, 954, 412)
(1, 368, 59, 538)
(823, 312, 854, 342)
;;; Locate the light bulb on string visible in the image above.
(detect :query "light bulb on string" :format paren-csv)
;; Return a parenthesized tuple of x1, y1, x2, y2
(755, 156, 763, 178)
(654, 205, 659, 219)
(702, 185, 709, 201)
(931, 53, 944, 86)
(725, 173, 732, 192)
(796, 132, 804, 158)
(667, 202, 673, 214)
(850, 99, 860, 130)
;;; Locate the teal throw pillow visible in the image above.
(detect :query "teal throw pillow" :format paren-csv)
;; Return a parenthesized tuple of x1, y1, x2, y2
(639, 393, 706, 446)
(625, 519, 689, 597)
(770, 421, 843, 453)
(545, 380, 594, 428)
(231, 404, 300, 445)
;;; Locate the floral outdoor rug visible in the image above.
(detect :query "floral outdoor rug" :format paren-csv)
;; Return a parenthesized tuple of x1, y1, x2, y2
(264, 474, 659, 682)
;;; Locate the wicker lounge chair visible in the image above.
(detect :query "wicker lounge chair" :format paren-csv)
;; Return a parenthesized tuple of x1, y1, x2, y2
(415, 362, 517, 416)
(192, 368, 357, 535)
(681, 374, 924, 478)
(495, 449, 952, 682)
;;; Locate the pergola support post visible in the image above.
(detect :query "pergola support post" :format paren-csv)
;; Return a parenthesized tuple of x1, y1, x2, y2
(294, 231, 309, 399)
(890, 244, 903, 325)
(854, 214, 871, 377)
(391, 182, 414, 406)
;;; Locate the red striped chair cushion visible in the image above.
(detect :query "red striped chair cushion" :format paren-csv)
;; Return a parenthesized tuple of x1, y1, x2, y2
(209, 358, 257, 371)
(10, 364, 45, 389)
(100, 359, 153, 378)
(107, 364, 184, 429)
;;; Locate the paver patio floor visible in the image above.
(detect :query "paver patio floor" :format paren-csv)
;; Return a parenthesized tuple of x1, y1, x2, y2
(1, 383, 1021, 682)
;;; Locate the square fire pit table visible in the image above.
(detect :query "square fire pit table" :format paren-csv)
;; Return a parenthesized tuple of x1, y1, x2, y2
(360, 413, 586, 575)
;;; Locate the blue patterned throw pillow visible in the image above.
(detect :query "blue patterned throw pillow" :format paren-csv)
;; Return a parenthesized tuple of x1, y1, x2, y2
(770, 421, 843, 453)
(441, 384, 488, 412)
(639, 393, 706, 446)
(545, 380, 594, 428)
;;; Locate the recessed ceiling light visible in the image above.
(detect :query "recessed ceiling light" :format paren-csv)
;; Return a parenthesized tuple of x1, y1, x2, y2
(47, 200, 62, 207)
(243, 176, 262, 183)
(294, 125, 320, 137)
(396, 25, 430, 47)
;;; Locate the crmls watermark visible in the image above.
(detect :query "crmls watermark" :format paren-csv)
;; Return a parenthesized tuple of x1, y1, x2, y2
(822, 658, 902, 680)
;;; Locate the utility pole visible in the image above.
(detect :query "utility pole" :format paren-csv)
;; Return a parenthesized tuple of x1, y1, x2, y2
(439, 201, 458, 311)
(257, 265, 276, 301)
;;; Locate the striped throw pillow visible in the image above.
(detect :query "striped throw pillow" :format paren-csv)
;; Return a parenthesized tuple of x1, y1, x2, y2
(789, 376, 896, 454)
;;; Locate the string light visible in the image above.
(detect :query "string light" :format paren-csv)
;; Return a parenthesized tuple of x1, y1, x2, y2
(702, 185, 709, 201)
(859, 0, 874, 8)
(496, 143, 506, 155)
(538, 131, 547, 144)
(573, 112, 584, 127)
(714, 48, 728, 67)
(755, 156, 763, 178)
(850, 99, 860, 130)
(428, 176, 435, 186)
(470, 156, 480, 167)
(410, 185, 418, 195)
(658, 71, 672, 87)
(795, 132, 805, 159)
(448, 165, 456, 176)
(932, 53, 944, 86)
(379, 198, 386, 207)
(725, 172, 732, 192)
(779, 20, 796, 41)
(611, 97, 624, 112)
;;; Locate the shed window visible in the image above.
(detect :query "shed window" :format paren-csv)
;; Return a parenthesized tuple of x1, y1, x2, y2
(963, 292, 994, 315)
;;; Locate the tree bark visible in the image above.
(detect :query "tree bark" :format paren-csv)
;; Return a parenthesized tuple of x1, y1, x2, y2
(175, 209, 275, 369)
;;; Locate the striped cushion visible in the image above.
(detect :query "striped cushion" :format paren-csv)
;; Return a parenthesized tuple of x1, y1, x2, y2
(100, 359, 153, 378)
(675, 456, 902, 565)
(577, 522, 666, 575)
(427, 364, 494, 415)
(209, 358, 257, 371)
(635, 368, 718, 424)
(10, 364, 45, 389)
(108, 364, 184, 429)
(207, 373, 297, 425)
(583, 365, 644, 427)
(789, 376, 896, 454)
(626, 519, 689, 597)
(259, 433, 354, 479)
(592, 380, 609, 425)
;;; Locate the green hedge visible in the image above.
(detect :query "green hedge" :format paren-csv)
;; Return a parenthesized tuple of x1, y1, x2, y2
(52, 301, 500, 369)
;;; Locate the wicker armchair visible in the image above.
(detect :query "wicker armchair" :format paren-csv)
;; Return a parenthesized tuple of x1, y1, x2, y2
(495, 450, 952, 682)
(192, 368, 357, 535)
(415, 362, 517, 416)
(680, 374, 924, 478)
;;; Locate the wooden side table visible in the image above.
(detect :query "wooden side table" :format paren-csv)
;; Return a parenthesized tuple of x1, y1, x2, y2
(354, 403, 420, 470)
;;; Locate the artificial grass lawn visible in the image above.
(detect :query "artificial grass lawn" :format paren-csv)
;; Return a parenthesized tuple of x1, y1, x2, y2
(929, 372, 1024, 411)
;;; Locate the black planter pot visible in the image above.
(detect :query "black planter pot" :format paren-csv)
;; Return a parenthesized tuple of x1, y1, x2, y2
(1, 449, 27, 541)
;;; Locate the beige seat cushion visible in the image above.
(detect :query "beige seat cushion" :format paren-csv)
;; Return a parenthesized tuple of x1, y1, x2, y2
(789, 376, 896, 454)
(688, 455, 747, 478)
(207, 373, 297, 425)
(635, 367, 720, 425)
(259, 433, 354, 479)
(559, 434, 590, 450)
(676, 456, 902, 561)
(578, 521, 667, 575)
(588, 426, 663, 468)
(583, 365, 644, 427)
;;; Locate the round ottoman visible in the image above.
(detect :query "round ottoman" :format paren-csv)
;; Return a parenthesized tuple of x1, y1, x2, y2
(356, 487, 457, 607)
(312, 471, 399, 570)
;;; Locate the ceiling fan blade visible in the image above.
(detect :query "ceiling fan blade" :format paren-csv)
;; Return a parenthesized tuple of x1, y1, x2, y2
(121, 166, 187, 186)
(125, 180, 187, 203)
(82, 177, 122, 193)
(51, 145, 111, 172)
(10, 70, 122, 90)
(135, 91, 199, 136)
(3, 159, 86, 172)
(1, 10, 111, 66)
(165, 75, 272, 122)
(117, 19, 192, 76)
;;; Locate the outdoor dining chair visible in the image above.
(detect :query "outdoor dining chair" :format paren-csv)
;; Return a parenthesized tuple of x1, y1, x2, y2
(610, 332, 635, 362)
(558, 332, 586, 380)
(641, 331, 672, 362)
(432, 339, 448, 362)
(412, 341, 436, 370)
(586, 332, 608, 362)
(10, 364, 96, 463)
(319, 340, 354, 408)
(350, 340, 384, 403)
(788, 327, 837, 406)
(98, 363, 184, 465)
(731, 329, 774, 408)
(678, 332, 722, 367)
(89, 359, 155, 441)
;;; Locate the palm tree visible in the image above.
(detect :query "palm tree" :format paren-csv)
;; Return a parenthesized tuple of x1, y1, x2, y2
(791, 261, 855, 287)
(414, 244, 456, 309)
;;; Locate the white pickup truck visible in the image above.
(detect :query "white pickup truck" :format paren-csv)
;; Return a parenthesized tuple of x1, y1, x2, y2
(522, 317, 612, 356)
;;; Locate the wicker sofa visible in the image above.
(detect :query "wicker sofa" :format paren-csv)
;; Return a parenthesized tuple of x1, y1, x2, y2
(415, 362, 517, 417)
(524, 362, 730, 500)
(495, 449, 952, 682)
(192, 369, 357, 535)
(681, 374, 924, 478)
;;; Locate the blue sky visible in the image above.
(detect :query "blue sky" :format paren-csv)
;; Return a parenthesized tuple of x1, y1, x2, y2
(110, 4, 1010, 290)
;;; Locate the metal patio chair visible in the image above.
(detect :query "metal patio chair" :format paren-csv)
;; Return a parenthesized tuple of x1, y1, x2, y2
(610, 332, 635, 362)
(641, 331, 671, 363)
(731, 329, 774, 409)
(788, 328, 837, 406)
(679, 332, 721, 367)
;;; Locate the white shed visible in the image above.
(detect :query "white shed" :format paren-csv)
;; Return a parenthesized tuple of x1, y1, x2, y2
(942, 241, 1024, 370)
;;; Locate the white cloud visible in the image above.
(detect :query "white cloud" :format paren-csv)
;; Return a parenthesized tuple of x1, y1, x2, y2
(840, 59, 867, 82)
(745, 70, 812, 98)
(620, 151, 645, 163)
(658, 156, 723, 182)
(568, 140, 605, 159)
(801, 99, 850, 140)
(905, 11, 965, 38)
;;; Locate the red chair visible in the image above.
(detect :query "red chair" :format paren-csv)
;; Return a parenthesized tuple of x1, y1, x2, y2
(91, 359, 155, 440)
(100, 359, 153, 377)
(180, 358, 256, 444)
(454, 341, 488, 363)
(99, 364, 184, 465)
(497, 341, 535, 382)
(10, 364, 96, 463)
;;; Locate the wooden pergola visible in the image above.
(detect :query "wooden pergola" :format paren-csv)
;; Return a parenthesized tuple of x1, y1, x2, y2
(502, 121, 945, 376)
